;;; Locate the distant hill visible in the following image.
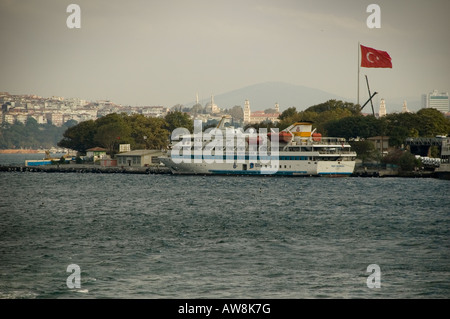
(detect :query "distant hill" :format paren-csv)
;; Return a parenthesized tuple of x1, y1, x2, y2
(188, 82, 345, 112)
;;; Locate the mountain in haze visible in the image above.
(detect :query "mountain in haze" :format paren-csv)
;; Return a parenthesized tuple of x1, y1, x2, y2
(189, 82, 345, 112)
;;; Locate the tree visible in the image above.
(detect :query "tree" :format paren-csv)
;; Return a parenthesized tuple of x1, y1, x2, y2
(127, 114, 169, 150)
(94, 115, 132, 157)
(171, 104, 184, 112)
(278, 107, 297, 121)
(190, 103, 203, 115)
(349, 140, 377, 163)
(325, 116, 382, 140)
(63, 119, 78, 128)
(164, 111, 193, 133)
(416, 108, 450, 137)
(305, 100, 360, 116)
(58, 120, 97, 152)
(387, 126, 409, 147)
(278, 107, 303, 130)
(382, 149, 420, 171)
(229, 105, 244, 121)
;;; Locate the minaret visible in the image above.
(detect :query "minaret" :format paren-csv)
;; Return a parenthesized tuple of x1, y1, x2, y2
(402, 100, 409, 113)
(275, 102, 279, 113)
(379, 98, 386, 117)
(244, 99, 251, 124)
(210, 95, 216, 113)
(196, 92, 199, 105)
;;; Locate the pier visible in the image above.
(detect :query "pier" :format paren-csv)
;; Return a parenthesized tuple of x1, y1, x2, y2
(0, 164, 172, 174)
(0, 164, 439, 177)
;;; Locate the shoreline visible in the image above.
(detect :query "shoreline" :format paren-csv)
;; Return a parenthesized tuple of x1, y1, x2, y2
(0, 149, 46, 154)
(0, 164, 438, 178)
(0, 164, 171, 174)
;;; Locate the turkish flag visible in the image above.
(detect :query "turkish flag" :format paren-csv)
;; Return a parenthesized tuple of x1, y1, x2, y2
(360, 45, 392, 68)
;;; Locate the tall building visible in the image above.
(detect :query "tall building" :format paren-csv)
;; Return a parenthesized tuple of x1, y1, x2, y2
(243, 100, 281, 125)
(205, 95, 220, 113)
(402, 100, 410, 113)
(378, 98, 386, 117)
(422, 90, 449, 113)
(243, 99, 251, 124)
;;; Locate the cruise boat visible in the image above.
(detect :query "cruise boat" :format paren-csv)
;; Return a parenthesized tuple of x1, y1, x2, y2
(159, 118, 357, 176)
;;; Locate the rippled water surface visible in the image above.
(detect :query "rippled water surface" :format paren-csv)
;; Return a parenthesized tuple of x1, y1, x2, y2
(0, 169, 449, 298)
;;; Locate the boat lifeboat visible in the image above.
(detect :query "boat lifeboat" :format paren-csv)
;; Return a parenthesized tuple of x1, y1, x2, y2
(312, 132, 322, 142)
(268, 131, 293, 143)
(246, 136, 263, 145)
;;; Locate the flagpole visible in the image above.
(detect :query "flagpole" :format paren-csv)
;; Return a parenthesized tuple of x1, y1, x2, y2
(357, 41, 360, 105)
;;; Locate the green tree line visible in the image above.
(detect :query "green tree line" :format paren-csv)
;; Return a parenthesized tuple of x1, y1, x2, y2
(245, 99, 450, 167)
(0, 117, 77, 149)
(57, 111, 193, 156)
(275, 100, 450, 142)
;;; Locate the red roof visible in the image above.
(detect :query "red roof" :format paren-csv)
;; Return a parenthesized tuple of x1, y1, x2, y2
(251, 112, 280, 118)
(86, 147, 107, 152)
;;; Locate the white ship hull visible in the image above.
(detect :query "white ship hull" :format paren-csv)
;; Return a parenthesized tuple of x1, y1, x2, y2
(159, 155, 355, 176)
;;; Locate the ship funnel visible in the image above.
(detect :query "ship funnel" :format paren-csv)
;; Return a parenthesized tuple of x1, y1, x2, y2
(286, 122, 313, 137)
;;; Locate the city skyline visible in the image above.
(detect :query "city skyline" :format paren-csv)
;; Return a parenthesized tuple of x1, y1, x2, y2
(1, 0, 449, 109)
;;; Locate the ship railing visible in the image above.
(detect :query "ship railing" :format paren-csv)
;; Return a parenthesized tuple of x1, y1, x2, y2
(318, 150, 355, 155)
(291, 137, 347, 146)
(309, 137, 347, 145)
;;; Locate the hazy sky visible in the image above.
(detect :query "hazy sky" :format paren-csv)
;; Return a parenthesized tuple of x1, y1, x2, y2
(1, 0, 449, 109)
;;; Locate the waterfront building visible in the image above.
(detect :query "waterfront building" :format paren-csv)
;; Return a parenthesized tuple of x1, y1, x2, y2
(116, 149, 164, 167)
(86, 147, 107, 162)
(367, 136, 391, 156)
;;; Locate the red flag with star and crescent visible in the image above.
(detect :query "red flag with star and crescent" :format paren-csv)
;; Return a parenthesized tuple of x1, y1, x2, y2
(360, 44, 392, 68)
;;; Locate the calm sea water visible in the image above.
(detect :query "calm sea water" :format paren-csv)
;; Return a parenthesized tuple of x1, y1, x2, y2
(0, 154, 449, 299)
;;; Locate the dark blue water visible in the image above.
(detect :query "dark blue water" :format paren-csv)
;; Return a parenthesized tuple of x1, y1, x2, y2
(0, 157, 449, 298)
